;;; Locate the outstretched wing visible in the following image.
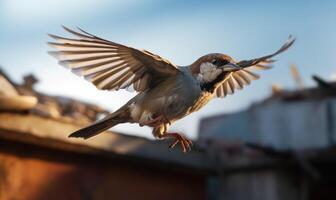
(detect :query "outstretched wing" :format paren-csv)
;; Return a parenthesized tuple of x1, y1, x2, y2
(214, 36, 295, 98)
(214, 60, 273, 98)
(48, 26, 180, 91)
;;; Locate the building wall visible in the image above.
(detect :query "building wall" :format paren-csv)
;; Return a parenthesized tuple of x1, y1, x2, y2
(199, 98, 336, 150)
(0, 139, 206, 200)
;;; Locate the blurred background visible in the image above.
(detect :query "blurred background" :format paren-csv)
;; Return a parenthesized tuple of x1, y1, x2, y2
(0, 0, 336, 200)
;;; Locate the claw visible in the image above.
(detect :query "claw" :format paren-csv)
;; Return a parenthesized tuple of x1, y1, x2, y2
(169, 139, 179, 149)
(165, 132, 193, 153)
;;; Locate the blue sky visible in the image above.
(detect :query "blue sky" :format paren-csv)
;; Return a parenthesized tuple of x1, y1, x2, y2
(1, 0, 335, 138)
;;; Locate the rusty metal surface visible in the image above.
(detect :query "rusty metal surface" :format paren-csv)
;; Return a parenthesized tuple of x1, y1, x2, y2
(0, 137, 206, 200)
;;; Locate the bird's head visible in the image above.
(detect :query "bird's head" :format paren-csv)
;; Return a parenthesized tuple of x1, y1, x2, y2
(191, 53, 241, 85)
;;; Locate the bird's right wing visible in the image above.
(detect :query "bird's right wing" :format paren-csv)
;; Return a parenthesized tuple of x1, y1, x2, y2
(214, 60, 273, 97)
(214, 36, 295, 98)
(48, 26, 181, 92)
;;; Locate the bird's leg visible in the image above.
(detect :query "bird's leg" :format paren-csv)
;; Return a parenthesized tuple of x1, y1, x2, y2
(146, 116, 192, 152)
(161, 132, 193, 153)
(140, 115, 171, 127)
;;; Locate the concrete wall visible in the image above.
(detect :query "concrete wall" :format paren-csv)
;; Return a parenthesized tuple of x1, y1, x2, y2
(252, 100, 330, 150)
(199, 97, 336, 150)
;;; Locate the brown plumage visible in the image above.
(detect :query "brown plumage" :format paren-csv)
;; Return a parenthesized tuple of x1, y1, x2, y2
(48, 26, 295, 152)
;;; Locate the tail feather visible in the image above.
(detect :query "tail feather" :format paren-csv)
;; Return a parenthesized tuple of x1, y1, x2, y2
(69, 114, 121, 139)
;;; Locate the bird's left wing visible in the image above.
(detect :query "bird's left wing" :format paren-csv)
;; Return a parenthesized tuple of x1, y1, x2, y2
(214, 36, 295, 98)
(48, 26, 180, 91)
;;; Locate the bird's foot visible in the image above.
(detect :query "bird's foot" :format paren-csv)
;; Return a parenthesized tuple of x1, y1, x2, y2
(162, 132, 193, 153)
(140, 115, 171, 127)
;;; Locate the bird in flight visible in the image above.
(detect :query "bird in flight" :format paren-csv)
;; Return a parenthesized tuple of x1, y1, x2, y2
(48, 26, 295, 152)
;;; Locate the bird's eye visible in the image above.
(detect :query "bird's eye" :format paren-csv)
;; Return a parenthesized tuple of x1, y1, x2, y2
(212, 60, 219, 65)
(212, 59, 230, 66)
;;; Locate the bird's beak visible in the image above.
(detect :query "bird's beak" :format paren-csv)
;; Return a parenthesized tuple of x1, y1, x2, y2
(221, 63, 241, 72)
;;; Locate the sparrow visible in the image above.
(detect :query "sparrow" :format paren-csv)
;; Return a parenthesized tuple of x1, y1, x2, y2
(48, 26, 295, 152)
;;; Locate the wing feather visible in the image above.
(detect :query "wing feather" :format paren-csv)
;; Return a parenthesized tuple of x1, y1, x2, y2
(48, 26, 180, 92)
(214, 67, 263, 98)
(214, 36, 295, 98)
